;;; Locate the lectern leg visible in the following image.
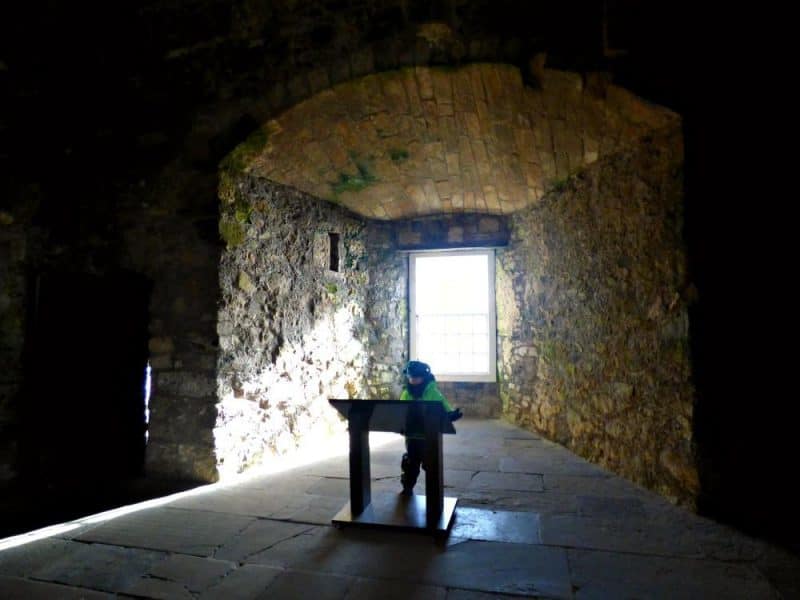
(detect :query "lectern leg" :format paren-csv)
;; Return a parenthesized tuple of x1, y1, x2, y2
(424, 422, 444, 529)
(349, 415, 371, 516)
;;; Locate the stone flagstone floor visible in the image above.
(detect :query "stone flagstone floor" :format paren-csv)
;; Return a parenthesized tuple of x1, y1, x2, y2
(1, 419, 799, 599)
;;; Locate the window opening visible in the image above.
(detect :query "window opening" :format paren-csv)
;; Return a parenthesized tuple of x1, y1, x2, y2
(409, 249, 496, 382)
(329, 232, 340, 272)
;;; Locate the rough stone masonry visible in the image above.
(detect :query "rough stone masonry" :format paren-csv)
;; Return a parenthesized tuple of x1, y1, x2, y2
(212, 63, 694, 505)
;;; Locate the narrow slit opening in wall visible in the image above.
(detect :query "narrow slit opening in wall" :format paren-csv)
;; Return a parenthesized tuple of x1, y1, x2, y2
(329, 232, 340, 271)
(144, 361, 151, 444)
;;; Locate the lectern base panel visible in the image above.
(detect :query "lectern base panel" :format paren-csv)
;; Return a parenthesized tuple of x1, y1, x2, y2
(332, 493, 458, 534)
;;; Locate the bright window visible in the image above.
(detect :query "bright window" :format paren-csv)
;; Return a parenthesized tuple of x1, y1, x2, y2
(409, 250, 496, 382)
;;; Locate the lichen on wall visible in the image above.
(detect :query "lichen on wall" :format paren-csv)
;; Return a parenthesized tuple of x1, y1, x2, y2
(499, 126, 697, 506)
(216, 175, 370, 477)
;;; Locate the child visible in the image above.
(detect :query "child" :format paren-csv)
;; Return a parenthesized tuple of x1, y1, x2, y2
(399, 360, 462, 495)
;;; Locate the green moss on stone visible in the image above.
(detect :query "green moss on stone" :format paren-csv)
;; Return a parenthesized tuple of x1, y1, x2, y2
(332, 156, 377, 196)
(219, 127, 269, 174)
(325, 283, 338, 294)
(218, 171, 237, 204)
(389, 148, 409, 163)
(234, 198, 252, 224)
(549, 176, 571, 193)
(540, 340, 556, 363)
(219, 217, 245, 247)
(399, 298, 407, 322)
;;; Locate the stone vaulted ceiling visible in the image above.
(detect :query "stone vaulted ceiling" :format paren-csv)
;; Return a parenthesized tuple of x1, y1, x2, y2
(229, 63, 679, 219)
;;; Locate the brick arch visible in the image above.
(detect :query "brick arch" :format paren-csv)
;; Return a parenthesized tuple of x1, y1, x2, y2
(222, 63, 679, 219)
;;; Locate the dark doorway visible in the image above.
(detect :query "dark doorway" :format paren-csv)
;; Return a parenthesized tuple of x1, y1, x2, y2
(22, 270, 151, 482)
(3, 269, 155, 536)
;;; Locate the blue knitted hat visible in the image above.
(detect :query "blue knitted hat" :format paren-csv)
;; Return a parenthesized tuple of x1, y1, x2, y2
(404, 360, 431, 378)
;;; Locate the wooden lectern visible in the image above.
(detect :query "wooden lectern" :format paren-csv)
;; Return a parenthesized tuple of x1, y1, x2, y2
(328, 399, 458, 534)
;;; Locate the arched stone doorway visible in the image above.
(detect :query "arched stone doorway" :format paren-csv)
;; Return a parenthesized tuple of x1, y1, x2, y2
(150, 63, 696, 507)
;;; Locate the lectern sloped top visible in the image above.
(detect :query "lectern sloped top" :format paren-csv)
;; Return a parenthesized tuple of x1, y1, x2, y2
(329, 399, 456, 435)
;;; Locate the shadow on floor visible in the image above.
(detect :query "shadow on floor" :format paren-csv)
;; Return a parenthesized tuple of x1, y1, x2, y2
(0, 477, 201, 539)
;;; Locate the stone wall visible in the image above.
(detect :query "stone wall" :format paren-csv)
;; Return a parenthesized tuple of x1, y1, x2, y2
(365, 213, 506, 416)
(215, 176, 370, 478)
(0, 201, 158, 484)
(0, 223, 26, 482)
(1, 0, 694, 491)
(142, 54, 674, 483)
(109, 160, 223, 482)
(437, 382, 500, 418)
(364, 221, 408, 398)
(2, 2, 623, 487)
(499, 126, 697, 506)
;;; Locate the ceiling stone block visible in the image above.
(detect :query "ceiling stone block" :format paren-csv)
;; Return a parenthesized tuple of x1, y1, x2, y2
(226, 64, 678, 219)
